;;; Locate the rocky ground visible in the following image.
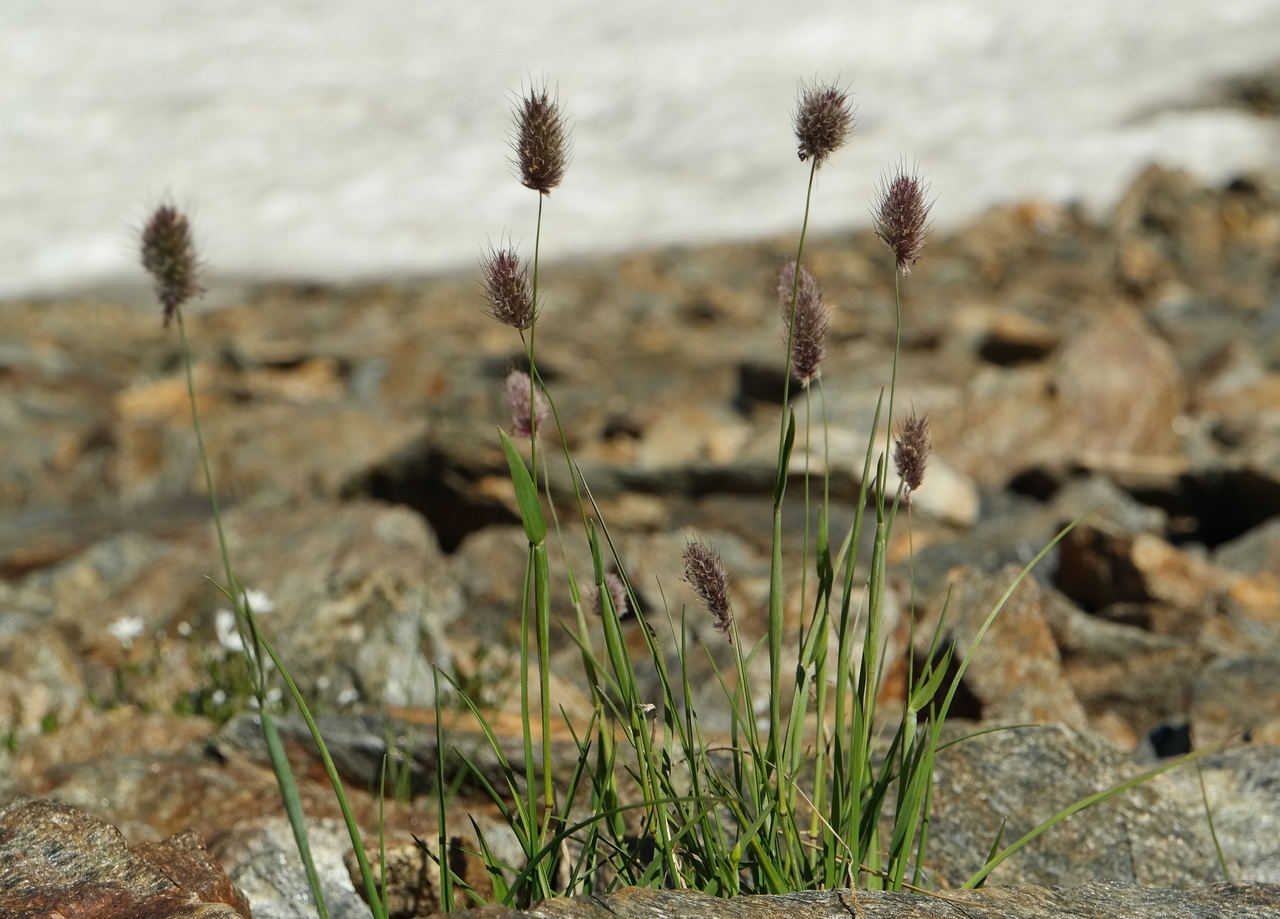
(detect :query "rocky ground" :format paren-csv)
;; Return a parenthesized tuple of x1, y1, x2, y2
(2, 164, 1280, 917)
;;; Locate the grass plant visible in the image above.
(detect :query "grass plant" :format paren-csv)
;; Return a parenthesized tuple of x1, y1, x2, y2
(141, 76, 1221, 917)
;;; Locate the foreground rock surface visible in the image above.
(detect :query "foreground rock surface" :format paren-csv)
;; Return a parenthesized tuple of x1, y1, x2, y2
(461, 882, 1280, 919)
(0, 797, 248, 919)
(3, 796, 1277, 919)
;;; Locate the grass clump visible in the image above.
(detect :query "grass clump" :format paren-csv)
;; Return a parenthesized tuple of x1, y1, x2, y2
(139, 76, 1218, 917)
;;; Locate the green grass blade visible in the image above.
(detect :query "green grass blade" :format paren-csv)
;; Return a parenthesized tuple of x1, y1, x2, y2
(500, 429, 546, 546)
(260, 710, 331, 919)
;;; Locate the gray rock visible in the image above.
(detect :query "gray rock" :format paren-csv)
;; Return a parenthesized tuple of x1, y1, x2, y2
(923, 724, 1227, 888)
(1191, 656, 1280, 747)
(1162, 743, 1280, 883)
(447, 881, 1280, 919)
(1216, 516, 1280, 577)
(214, 816, 372, 919)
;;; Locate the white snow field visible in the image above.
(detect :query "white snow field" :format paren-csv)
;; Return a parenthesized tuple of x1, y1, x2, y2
(2, 0, 1279, 298)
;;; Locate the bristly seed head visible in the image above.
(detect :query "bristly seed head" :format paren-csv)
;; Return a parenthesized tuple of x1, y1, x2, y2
(504, 368, 548, 439)
(777, 261, 829, 388)
(140, 204, 203, 327)
(513, 82, 570, 195)
(873, 162, 934, 275)
(682, 537, 733, 640)
(894, 413, 931, 498)
(482, 245, 536, 330)
(794, 80, 856, 168)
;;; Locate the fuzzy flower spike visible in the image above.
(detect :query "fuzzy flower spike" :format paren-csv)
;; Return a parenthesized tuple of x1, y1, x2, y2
(140, 204, 203, 326)
(504, 368, 548, 439)
(873, 162, 934, 275)
(794, 80, 856, 168)
(482, 244, 536, 330)
(777, 261, 828, 388)
(513, 82, 570, 195)
(893, 413, 931, 499)
(682, 537, 734, 639)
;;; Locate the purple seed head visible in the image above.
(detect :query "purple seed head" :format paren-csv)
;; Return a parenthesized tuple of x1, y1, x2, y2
(589, 572, 631, 619)
(482, 245, 536, 330)
(873, 162, 934, 275)
(512, 82, 570, 195)
(682, 537, 733, 639)
(504, 369, 548, 439)
(777, 261, 829, 388)
(793, 80, 856, 168)
(140, 204, 203, 327)
(894, 413, 931, 497)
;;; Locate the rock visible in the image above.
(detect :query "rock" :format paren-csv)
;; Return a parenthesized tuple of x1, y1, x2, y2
(1050, 305, 1184, 461)
(915, 564, 1089, 731)
(344, 835, 494, 919)
(1191, 656, 1280, 747)
(1162, 743, 1280, 884)
(922, 724, 1228, 888)
(4, 498, 460, 714)
(445, 880, 1280, 918)
(133, 831, 254, 919)
(214, 817, 372, 919)
(1054, 521, 1222, 619)
(0, 796, 247, 919)
(1045, 599, 1210, 745)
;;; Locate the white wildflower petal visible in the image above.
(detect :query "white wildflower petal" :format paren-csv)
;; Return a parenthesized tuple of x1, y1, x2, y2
(242, 588, 275, 614)
(336, 686, 360, 707)
(107, 616, 146, 649)
(215, 609, 245, 653)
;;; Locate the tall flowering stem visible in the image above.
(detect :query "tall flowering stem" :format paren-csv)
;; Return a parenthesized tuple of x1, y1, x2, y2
(140, 204, 393, 919)
(767, 82, 855, 783)
(872, 161, 933, 486)
(480, 81, 571, 902)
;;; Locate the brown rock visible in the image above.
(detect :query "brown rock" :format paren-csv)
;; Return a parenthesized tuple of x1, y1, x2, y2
(916, 564, 1088, 730)
(1055, 521, 1221, 617)
(1043, 594, 1210, 742)
(0, 797, 246, 919)
(1051, 304, 1183, 459)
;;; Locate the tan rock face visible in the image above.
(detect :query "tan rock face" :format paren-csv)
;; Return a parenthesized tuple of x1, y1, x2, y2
(1051, 304, 1183, 459)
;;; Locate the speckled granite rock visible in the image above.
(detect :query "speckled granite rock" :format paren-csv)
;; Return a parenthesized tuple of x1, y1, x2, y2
(0, 796, 248, 919)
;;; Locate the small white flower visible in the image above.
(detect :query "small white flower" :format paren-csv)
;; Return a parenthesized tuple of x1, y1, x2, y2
(336, 686, 359, 707)
(176, 620, 192, 637)
(211, 689, 227, 707)
(248, 687, 283, 710)
(215, 609, 244, 653)
(242, 588, 275, 614)
(107, 616, 145, 650)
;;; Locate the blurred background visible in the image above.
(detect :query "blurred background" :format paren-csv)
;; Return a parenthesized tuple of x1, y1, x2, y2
(2, 0, 1279, 300)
